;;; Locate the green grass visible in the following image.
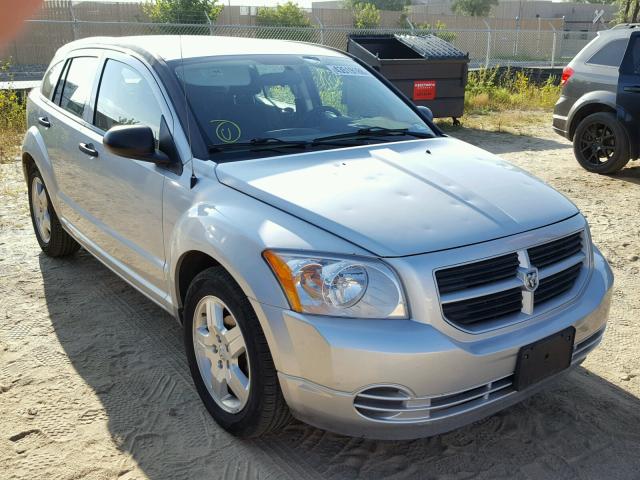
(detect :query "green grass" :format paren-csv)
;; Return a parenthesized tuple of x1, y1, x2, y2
(464, 67, 561, 114)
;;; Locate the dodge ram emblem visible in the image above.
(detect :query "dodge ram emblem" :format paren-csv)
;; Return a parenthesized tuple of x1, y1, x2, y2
(521, 268, 539, 292)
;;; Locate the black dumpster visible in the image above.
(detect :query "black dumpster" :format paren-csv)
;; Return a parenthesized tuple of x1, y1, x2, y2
(347, 34, 469, 120)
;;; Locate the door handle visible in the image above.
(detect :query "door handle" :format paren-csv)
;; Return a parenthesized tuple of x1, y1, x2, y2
(78, 142, 98, 157)
(38, 116, 51, 128)
(623, 85, 640, 93)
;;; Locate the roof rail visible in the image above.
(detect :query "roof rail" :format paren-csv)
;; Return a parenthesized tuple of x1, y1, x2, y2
(611, 23, 640, 29)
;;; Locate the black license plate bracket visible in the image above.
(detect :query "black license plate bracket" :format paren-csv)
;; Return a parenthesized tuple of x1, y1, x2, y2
(514, 327, 575, 391)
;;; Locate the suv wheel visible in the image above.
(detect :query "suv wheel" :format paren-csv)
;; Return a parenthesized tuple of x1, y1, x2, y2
(183, 267, 291, 437)
(573, 112, 630, 174)
(28, 166, 80, 257)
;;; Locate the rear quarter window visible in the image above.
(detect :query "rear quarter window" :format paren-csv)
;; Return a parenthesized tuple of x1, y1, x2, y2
(586, 38, 629, 67)
(40, 60, 65, 100)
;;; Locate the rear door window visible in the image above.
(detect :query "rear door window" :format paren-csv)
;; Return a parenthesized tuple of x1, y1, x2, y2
(587, 38, 629, 67)
(41, 60, 65, 100)
(93, 59, 162, 137)
(59, 56, 99, 118)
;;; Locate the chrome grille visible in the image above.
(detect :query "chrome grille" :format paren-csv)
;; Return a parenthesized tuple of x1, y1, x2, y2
(442, 287, 522, 326)
(435, 253, 519, 294)
(534, 263, 582, 306)
(528, 232, 582, 268)
(436, 231, 587, 331)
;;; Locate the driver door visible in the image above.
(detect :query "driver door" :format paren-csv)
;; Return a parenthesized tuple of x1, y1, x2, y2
(617, 31, 640, 156)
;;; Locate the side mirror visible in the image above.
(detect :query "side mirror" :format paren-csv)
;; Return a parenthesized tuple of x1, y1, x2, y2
(417, 105, 434, 122)
(103, 124, 171, 165)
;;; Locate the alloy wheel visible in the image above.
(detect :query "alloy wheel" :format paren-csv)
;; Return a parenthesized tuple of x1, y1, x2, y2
(192, 295, 251, 413)
(31, 177, 51, 243)
(578, 122, 616, 166)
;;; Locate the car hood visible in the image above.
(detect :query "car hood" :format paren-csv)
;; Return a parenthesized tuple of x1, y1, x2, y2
(215, 137, 578, 257)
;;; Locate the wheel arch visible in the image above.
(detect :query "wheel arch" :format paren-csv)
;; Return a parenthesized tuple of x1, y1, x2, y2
(175, 250, 223, 316)
(22, 151, 36, 181)
(172, 243, 285, 326)
(21, 125, 62, 208)
(173, 247, 292, 374)
(568, 101, 616, 140)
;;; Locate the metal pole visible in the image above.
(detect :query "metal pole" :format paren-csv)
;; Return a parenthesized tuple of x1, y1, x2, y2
(312, 13, 324, 45)
(405, 16, 415, 34)
(69, 1, 79, 40)
(482, 19, 491, 69)
(12, 40, 19, 69)
(550, 22, 557, 68)
(514, 16, 520, 57)
(205, 12, 214, 35)
(537, 15, 541, 55)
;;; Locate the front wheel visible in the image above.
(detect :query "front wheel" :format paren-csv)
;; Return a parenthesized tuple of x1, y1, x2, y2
(183, 267, 291, 437)
(573, 112, 630, 174)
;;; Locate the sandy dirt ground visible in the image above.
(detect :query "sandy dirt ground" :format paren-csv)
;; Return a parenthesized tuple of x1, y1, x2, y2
(1, 113, 639, 480)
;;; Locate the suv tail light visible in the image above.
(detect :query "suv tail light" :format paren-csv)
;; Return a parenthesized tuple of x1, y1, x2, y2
(561, 66, 574, 87)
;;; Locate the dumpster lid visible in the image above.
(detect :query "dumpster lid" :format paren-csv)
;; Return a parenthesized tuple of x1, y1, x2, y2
(394, 34, 468, 60)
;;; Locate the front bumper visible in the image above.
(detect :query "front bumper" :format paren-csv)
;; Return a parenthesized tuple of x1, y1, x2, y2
(251, 247, 613, 440)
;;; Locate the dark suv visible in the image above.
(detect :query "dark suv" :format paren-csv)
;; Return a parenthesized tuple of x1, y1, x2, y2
(553, 25, 640, 173)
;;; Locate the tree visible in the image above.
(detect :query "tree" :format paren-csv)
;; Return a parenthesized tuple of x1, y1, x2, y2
(451, 0, 497, 17)
(621, 0, 632, 21)
(255, 2, 313, 41)
(632, 0, 640, 21)
(353, 2, 381, 28)
(620, 0, 640, 22)
(256, 2, 311, 27)
(345, 0, 409, 12)
(143, 0, 223, 23)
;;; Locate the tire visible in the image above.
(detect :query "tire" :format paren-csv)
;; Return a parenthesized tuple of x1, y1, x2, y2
(27, 166, 80, 257)
(573, 112, 630, 174)
(183, 267, 291, 437)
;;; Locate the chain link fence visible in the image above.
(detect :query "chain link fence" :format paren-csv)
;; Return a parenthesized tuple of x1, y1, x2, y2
(2, 18, 599, 82)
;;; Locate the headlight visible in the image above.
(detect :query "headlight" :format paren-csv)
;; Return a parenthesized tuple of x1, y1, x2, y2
(263, 250, 407, 318)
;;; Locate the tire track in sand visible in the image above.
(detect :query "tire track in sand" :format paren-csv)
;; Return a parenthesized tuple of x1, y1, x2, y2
(95, 274, 325, 480)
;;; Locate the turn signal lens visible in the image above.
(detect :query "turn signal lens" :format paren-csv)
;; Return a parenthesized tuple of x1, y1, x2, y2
(263, 250, 302, 312)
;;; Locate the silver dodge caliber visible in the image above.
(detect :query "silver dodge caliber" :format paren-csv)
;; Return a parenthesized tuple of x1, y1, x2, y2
(22, 36, 613, 439)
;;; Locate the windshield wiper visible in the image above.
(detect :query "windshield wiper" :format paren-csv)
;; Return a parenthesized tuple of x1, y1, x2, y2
(208, 136, 360, 154)
(208, 137, 310, 153)
(312, 127, 433, 144)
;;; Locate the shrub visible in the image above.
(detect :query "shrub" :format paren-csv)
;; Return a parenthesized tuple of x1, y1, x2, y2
(255, 2, 315, 42)
(0, 60, 26, 164)
(256, 2, 310, 27)
(415, 20, 457, 43)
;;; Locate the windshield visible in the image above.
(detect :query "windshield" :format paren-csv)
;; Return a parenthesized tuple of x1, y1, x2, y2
(171, 54, 436, 160)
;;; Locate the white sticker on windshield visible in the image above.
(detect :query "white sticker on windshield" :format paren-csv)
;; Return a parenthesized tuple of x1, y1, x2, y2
(327, 64, 368, 76)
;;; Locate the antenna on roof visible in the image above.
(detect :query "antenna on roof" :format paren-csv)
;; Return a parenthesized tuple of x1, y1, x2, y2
(179, 35, 197, 189)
